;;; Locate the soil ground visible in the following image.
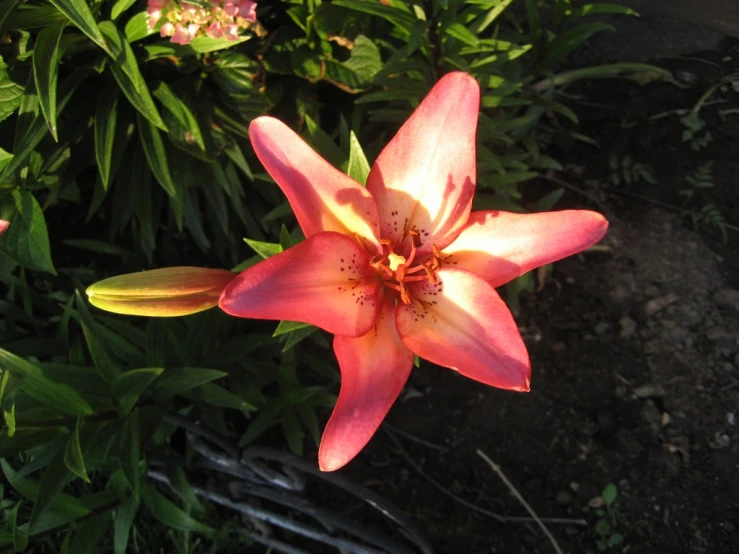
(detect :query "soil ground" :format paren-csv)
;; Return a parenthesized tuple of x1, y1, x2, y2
(336, 31, 739, 554)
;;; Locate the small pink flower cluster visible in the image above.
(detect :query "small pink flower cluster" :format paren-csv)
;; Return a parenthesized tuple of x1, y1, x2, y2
(148, 0, 257, 45)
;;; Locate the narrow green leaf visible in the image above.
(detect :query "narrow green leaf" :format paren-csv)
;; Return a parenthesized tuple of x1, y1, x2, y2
(244, 238, 283, 259)
(141, 482, 213, 533)
(152, 367, 228, 399)
(1, 68, 90, 181)
(165, 467, 204, 513)
(29, 449, 72, 532)
(537, 22, 614, 70)
(273, 320, 312, 337)
(346, 131, 370, 185)
(0, 0, 26, 33)
(469, 0, 515, 34)
(111, 368, 163, 416)
(0, 190, 55, 274)
(182, 383, 256, 411)
(570, 3, 638, 17)
(94, 85, 119, 189)
(0, 347, 93, 416)
(68, 513, 111, 554)
(113, 497, 139, 554)
(0, 428, 66, 459)
(445, 22, 479, 46)
(76, 292, 121, 383)
(99, 20, 166, 130)
(63, 415, 90, 483)
(32, 21, 65, 141)
(47, 0, 109, 53)
(137, 112, 177, 198)
(152, 81, 206, 152)
(333, 0, 416, 35)
(120, 408, 140, 500)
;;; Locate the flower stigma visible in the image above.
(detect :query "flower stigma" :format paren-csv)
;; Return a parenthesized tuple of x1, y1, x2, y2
(365, 230, 448, 305)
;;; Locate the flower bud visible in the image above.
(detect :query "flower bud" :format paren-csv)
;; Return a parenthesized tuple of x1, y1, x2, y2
(86, 267, 235, 317)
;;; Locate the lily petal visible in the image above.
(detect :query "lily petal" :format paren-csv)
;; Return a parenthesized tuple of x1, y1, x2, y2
(219, 232, 382, 337)
(366, 72, 479, 255)
(396, 268, 530, 391)
(443, 210, 608, 288)
(320, 296, 414, 471)
(249, 117, 381, 250)
(0, 220, 8, 236)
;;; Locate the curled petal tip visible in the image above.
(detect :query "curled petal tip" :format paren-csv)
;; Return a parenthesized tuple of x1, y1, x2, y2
(87, 267, 235, 317)
(0, 220, 8, 236)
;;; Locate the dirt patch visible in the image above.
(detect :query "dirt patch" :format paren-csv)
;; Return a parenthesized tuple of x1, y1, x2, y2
(339, 37, 739, 554)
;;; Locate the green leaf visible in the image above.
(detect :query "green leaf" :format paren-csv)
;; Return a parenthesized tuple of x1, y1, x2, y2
(165, 467, 204, 513)
(152, 367, 228, 399)
(47, 0, 109, 53)
(141, 482, 213, 533)
(244, 238, 283, 259)
(152, 81, 206, 153)
(120, 408, 140, 500)
(94, 85, 120, 189)
(99, 21, 166, 130)
(570, 3, 638, 17)
(182, 383, 255, 411)
(602, 483, 618, 506)
(273, 320, 312, 337)
(0, 147, 13, 172)
(445, 22, 479, 46)
(537, 23, 614, 70)
(113, 497, 139, 554)
(469, 0, 515, 34)
(1, 68, 90, 181)
(29, 449, 72, 532)
(124, 11, 155, 42)
(346, 131, 370, 185)
(112, 368, 163, 416)
(0, 0, 26, 33)
(325, 35, 382, 90)
(32, 21, 66, 141)
(76, 292, 121, 383)
(0, 428, 66, 459)
(333, 0, 416, 35)
(186, 35, 250, 53)
(137, 112, 177, 198)
(0, 190, 55, 274)
(0, 347, 93, 416)
(68, 513, 110, 554)
(63, 415, 90, 483)
(111, 0, 137, 20)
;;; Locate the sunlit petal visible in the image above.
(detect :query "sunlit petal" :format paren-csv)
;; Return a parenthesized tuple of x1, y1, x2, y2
(396, 268, 530, 391)
(319, 296, 413, 471)
(219, 232, 382, 337)
(366, 72, 479, 255)
(250, 117, 381, 250)
(443, 210, 608, 287)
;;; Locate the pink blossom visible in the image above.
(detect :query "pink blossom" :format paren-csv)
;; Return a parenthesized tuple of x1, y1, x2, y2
(160, 21, 175, 37)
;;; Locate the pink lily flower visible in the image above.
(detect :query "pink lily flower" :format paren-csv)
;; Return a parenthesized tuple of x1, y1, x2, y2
(219, 72, 608, 471)
(0, 220, 8, 236)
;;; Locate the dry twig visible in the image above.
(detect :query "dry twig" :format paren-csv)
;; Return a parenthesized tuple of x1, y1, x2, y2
(384, 428, 587, 527)
(476, 449, 564, 554)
